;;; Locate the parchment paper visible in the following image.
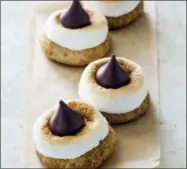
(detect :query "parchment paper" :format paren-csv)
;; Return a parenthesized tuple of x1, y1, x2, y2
(24, 1, 160, 168)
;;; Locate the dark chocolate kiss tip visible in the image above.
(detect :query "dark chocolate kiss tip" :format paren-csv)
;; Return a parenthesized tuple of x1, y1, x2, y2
(96, 55, 130, 89)
(60, 0, 91, 29)
(49, 100, 85, 137)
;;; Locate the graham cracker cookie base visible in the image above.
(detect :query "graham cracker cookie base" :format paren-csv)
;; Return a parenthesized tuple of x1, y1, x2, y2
(40, 34, 111, 66)
(107, 1, 144, 29)
(102, 94, 150, 125)
(36, 126, 116, 169)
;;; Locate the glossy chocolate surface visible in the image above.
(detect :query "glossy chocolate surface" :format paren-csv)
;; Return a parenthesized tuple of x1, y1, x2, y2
(60, 0, 91, 29)
(96, 55, 130, 89)
(49, 100, 85, 137)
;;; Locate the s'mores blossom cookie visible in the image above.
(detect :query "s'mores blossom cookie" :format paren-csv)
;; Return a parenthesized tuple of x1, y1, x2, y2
(40, 0, 111, 66)
(33, 100, 116, 168)
(83, 1, 144, 29)
(78, 55, 150, 124)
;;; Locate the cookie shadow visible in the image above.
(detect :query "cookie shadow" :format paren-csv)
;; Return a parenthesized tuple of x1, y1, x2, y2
(110, 12, 154, 58)
(102, 94, 160, 168)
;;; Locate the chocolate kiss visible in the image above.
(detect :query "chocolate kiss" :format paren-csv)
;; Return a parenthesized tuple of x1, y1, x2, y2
(60, 0, 91, 29)
(96, 55, 130, 89)
(49, 100, 85, 137)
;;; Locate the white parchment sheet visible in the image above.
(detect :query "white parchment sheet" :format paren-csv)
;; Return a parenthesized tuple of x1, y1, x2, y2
(24, 1, 160, 168)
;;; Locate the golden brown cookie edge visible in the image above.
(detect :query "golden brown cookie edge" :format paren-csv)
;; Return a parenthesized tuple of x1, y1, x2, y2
(36, 126, 116, 169)
(40, 34, 111, 66)
(102, 93, 150, 125)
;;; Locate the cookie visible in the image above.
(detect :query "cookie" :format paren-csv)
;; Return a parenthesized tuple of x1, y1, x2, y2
(79, 56, 150, 125)
(107, 1, 144, 29)
(33, 100, 116, 168)
(41, 1, 111, 66)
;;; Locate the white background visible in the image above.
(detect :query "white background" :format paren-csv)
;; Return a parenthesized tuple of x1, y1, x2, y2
(1, 1, 186, 168)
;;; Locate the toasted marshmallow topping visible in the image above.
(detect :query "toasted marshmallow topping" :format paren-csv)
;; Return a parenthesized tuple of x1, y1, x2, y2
(33, 100, 109, 159)
(78, 57, 148, 114)
(44, 9, 108, 50)
(83, 1, 141, 17)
